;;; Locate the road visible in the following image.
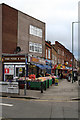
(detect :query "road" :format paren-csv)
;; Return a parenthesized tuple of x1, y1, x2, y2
(0, 79, 79, 119)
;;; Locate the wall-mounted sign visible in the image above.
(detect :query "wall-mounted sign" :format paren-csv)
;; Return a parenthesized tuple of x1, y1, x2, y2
(31, 57, 39, 63)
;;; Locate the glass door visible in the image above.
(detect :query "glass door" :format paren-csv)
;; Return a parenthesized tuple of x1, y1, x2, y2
(15, 67, 25, 77)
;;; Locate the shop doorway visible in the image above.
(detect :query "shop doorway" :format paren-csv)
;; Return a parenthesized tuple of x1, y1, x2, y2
(15, 65, 25, 77)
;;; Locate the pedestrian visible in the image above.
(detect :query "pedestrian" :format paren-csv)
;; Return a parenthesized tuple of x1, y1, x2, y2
(61, 72, 63, 79)
(36, 73, 41, 78)
(68, 73, 71, 82)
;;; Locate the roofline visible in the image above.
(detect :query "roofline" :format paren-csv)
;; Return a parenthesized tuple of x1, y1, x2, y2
(1, 3, 45, 24)
(55, 41, 73, 54)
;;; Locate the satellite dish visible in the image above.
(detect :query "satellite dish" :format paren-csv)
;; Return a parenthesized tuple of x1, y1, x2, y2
(16, 46, 21, 53)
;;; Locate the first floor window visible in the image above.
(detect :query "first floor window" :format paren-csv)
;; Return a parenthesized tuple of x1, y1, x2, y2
(29, 42, 42, 53)
(48, 49, 50, 59)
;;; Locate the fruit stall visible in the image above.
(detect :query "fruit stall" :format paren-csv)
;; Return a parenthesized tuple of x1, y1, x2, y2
(17, 76, 54, 91)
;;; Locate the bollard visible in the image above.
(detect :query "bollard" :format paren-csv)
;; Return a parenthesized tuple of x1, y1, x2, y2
(47, 79, 49, 88)
(41, 82, 43, 93)
(44, 81, 46, 91)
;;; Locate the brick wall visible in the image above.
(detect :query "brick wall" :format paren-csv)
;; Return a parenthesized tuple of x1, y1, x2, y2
(18, 11, 45, 57)
(2, 4, 18, 54)
(0, 4, 2, 80)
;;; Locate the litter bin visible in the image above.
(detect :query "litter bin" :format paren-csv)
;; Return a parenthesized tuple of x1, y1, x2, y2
(55, 78, 58, 86)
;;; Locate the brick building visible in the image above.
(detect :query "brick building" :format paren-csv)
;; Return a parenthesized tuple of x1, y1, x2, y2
(0, 3, 45, 80)
(64, 48, 73, 68)
(54, 41, 65, 65)
(54, 41, 73, 68)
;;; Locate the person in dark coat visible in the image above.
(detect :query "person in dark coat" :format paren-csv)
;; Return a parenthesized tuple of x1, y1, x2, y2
(36, 73, 41, 78)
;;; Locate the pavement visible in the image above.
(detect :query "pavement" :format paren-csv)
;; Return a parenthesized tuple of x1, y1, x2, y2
(1, 79, 79, 101)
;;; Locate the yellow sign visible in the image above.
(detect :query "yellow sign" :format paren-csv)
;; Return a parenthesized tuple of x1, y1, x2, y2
(31, 57, 39, 63)
(19, 68, 23, 73)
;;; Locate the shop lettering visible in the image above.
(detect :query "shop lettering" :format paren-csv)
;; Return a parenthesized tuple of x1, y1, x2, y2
(3, 57, 26, 62)
(11, 58, 17, 60)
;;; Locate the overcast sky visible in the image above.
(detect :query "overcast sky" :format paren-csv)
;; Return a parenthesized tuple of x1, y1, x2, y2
(0, 0, 79, 58)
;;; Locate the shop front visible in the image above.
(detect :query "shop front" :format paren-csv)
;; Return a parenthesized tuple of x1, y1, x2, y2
(28, 57, 46, 77)
(2, 55, 28, 81)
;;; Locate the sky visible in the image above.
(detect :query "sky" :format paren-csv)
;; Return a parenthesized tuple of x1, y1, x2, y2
(0, 0, 79, 59)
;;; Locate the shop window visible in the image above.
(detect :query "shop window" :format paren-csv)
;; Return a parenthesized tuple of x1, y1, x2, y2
(48, 49, 50, 59)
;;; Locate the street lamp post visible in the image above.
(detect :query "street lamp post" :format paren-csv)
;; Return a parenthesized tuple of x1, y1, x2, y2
(72, 21, 80, 83)
(72, 22, 74, 83)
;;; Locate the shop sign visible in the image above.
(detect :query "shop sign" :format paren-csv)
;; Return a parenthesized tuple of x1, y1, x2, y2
(31, 57, 39, 63)
(3, 56, 26, 62)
